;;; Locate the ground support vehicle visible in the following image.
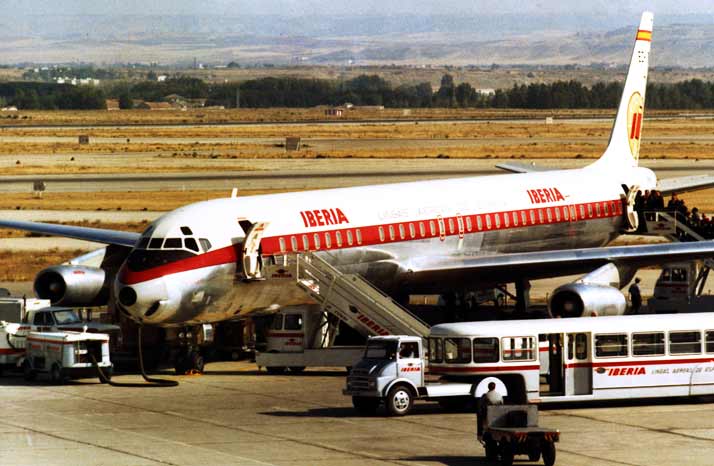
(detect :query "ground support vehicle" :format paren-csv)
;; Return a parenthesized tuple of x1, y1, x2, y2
(344, 335, 488, 416)
(21, 331, 112, 384)
(481, 405, 559, 466)
(256, 305, 365, 373)
(646, 261, 714, 313)
(0, 321, 24, 373)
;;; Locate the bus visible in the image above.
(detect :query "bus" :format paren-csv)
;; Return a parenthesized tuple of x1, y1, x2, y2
(428, 313, 714, 403)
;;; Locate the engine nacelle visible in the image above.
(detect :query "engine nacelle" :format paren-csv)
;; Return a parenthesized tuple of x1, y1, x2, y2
(34, 265, 108, 307)
(549, 283, 627, 318)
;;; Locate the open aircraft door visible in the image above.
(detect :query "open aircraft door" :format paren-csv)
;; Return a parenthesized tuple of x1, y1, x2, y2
(623, 184, 640, 233)
(239, 221, 269, 280)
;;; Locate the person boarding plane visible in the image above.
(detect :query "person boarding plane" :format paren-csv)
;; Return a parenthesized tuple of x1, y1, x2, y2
(2, 12, 714, 372)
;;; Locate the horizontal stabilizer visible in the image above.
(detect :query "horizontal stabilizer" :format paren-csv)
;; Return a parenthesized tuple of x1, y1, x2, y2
(657, 175, 714, 195)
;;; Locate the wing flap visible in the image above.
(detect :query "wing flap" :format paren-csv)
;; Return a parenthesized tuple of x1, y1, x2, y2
(0, 220, 139, 247)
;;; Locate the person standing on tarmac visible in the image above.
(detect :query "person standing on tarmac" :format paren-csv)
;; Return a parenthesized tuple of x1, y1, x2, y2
(629, 278, 642, 313)
(477, 382, 504, 438)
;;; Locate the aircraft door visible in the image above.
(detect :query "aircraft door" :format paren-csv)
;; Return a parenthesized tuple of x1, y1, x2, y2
(623, 184, 640, 233)
(564, 332, 592, 396)
(240, 221, 269, 280)
(397, 340, 423, 387)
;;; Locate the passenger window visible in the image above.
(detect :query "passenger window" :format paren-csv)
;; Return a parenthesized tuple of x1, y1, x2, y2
(301, 235, 309, 251)
(180, 226, 193, 235)
(448, 218, 455, 234)
(669, 331, 701, 354)
(313, 234, 321, 249)
(290, 236, 298, 252)
(429, 220, 436, 236)
(575, 333, 588, 360)
(587, 204, 593, 218)
(596, 203, 601, 216)
(399, 224, 406, 239)
(346, 230, 354, 245)
(444, 338, 472, 363)
(457, 216, 464, 233)
(529, 210, 536, 224)
(579, 205, 585, 219)
(278, 237, 287, 252)
(199, 238, 212, 252)
(563, 206, 569, 221)
(494, 213, 501, 228)
(546, 209, 553, 222)
(538, 210, 544, 223)
(603, 202, 609, 215)
(554, 208, 561, 222)
(356, 229, 363, 244)
(512, 212, 518, 226)
(428, 338, 443, 363)
(570, 206, 576, 220)
(149, 238, 163, 249)
(419, 222, 426, 237)
(706, 331, 714, 353)
(502, 336, 535, 361)
(378, 226, 385, 242)
(473, 337, 499, 363)
(632, 332, 665, 356)
(477, 216, 483, 230)
(335, 231, 343, 247)
(595, 334, 628, 357)
(503, 213, 509, 228)
(270, 314, 283, 330)
(389, 225, 395, 240)
(284, 314, 303, 330)
(324, 232, 331, 248)
(409, 223, 416, 238)
(184, 237, 199, 253)
(520, 211, 527, 225)
(466, 217, 473, 232)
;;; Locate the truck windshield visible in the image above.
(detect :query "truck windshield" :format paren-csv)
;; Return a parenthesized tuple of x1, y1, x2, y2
(365, 340, 398, 359)
(53, 310, 82, 325)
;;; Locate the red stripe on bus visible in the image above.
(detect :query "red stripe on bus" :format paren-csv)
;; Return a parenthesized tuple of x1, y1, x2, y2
(565, 356, 714, 369)
(429, 364, 539, 373)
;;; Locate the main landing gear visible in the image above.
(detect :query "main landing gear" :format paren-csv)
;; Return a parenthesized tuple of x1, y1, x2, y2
(174, 346, 205, 374)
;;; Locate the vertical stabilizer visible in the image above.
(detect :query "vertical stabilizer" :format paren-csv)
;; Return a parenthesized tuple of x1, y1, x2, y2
(592, 12, 653, 169)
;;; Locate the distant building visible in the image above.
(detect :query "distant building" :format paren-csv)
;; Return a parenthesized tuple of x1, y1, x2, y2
(164, 94, 206, 109)
(1, 106, 18, 112)
(157, 75, 168, 82)
(325, 108, 344, 117)
(135, 101, 174, 110)
(105, 99, 120, 111)
(476, 88, 496, 96)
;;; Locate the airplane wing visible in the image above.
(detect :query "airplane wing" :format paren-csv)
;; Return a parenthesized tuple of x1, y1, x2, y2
(494, 162, 549, 174)
(0, 220, 139, 248)
(399, 240, 714, 289)
(657, 175, 714, 195)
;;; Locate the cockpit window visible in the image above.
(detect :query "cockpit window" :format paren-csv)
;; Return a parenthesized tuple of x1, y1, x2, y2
(199, 238, 212, 252)
(180, 226, 193, 235)
(164, 238, 182, 249)
(148, 238, 163, 249)
(184, 238, 199, 252)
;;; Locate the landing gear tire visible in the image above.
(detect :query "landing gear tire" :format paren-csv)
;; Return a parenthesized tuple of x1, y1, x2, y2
(288, 366, 305, 373)
(190, 352, 205, 373)
(266, 366, 286, 374)
(386, 385, 413, 416)
(50, 363, 64, 385)
(23, 359, 36, 382)
(352, 396, 379, 416)
(175, 349, 204, 374)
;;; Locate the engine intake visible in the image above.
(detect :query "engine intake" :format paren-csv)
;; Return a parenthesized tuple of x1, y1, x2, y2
(34, 265, 108, 307)
(549, 283, 626, 318)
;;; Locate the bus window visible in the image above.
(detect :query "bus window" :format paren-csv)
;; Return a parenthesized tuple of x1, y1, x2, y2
(632, 332, 665, 356)
(695, 330, 714, 354)
(595, 334, 628, 357)
(502, 336, 535, 361)
(473, 337, 499, 363)
(284, 314, 303, 330)
(429, 338, 443, 363)
(575, 333, 588, 360)
(444, 338, 472, 363)
(669, 331, 701, 354)
(270, 314, 283, 330)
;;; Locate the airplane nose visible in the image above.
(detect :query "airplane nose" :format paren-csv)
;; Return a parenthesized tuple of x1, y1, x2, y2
(115, 275, 175, 323)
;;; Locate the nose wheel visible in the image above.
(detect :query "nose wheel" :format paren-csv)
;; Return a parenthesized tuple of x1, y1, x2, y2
(174, 348, 205, 375)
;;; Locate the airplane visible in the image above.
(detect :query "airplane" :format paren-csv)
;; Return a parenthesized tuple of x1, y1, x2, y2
(3, 12, 714, 372)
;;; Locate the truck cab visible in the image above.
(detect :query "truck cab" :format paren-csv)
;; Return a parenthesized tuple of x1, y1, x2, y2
(17, 307, 120, 343)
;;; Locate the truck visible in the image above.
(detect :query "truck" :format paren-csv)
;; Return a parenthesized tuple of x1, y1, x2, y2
(255, 305, 364, 373)
(646, 261, 714, 314)
(22, 331, 113, 384)
(344, 335, 491, 416)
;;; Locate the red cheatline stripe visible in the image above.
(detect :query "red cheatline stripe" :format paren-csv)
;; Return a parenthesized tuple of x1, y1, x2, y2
(120, 198, 623, 284)
(429, 364, 539, 373)
(566, 356, 714, 369)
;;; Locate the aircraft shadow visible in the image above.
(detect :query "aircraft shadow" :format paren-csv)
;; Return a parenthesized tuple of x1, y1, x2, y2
(401, 456, 506, 466)
(261, 403, 458, 418)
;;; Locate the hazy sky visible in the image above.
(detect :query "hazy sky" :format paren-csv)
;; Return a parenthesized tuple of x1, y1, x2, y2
(4, 0, 714, 17)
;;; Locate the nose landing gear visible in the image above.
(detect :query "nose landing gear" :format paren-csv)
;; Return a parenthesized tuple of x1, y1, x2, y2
(174, 347, 205, 375)
(171, 324, 213, 375)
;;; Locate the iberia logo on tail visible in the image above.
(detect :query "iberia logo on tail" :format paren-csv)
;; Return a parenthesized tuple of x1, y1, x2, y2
(627, 92, 644, 161)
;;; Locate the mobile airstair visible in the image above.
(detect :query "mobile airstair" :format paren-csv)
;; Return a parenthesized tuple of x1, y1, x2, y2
(295, 253, 430, 338)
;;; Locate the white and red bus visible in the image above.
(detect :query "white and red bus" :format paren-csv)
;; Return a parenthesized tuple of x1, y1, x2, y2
(427, 313, 714, 403)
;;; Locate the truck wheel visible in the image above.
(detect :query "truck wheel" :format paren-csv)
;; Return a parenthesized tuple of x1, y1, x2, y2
(484, 435, 498, 460)
(352, 396, 379, 416)
(23, 360, 36, 382)
(50, 363, 64, 385)
(288, 366, 305, 373)
(266, 366, 286, 374)
(100, 366, 113, 383)
(190, 352, 205, 373)
(499, 440, 514, 466)
(386, 385, 413, 416)
(541, 440, 556, 466)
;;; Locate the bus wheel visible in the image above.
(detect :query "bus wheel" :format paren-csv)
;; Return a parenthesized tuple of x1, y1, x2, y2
(499, 440, 514, 466)
(541, 440, 556, 466)
(266, 366, 286, 374)
(386, 385, 413, 416)
(23, 359, 36, 382)
(352, 396, 379, 416)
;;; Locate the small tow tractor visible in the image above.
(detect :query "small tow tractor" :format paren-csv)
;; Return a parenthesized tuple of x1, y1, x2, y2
(480, 405, 559, 466)
(21, 331, 112, 384)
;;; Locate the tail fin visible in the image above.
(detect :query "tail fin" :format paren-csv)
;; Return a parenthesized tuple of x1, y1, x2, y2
(592, 12, 653, 169)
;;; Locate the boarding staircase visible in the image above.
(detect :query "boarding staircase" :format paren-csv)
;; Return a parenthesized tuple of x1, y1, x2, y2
(295, 252, 430, 338)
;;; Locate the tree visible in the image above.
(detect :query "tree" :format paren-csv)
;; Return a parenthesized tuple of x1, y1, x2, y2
(118, 91, 133, 109)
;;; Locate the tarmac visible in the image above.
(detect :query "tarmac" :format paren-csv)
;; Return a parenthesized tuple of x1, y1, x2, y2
(2, 361, 714, 466)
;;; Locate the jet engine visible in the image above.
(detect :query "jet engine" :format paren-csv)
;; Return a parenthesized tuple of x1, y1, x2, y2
(548, 263, 633, 318)
(34, 265, 108, 307)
